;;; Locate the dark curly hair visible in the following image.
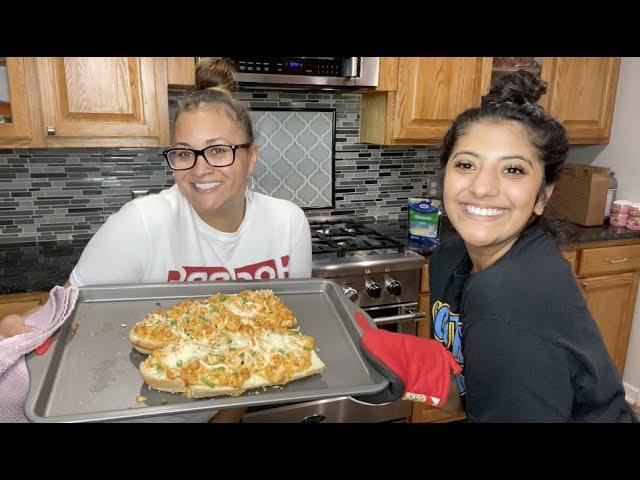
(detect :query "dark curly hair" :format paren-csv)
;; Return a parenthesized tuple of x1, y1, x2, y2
(440, 69, 569, 201)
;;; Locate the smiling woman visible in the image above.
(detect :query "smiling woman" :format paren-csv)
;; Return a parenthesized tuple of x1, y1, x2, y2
(1, 58, 313, 424)
(426, 70, 637, 422)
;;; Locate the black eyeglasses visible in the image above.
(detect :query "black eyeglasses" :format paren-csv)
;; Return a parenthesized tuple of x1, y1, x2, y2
(162, 143, 252, 170)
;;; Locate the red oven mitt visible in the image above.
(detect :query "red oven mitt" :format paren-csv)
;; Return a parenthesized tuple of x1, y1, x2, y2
(353, 311, 462, 408)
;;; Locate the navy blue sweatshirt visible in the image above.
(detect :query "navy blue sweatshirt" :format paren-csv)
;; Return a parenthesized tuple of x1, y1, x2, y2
(429, 222, 636, 422)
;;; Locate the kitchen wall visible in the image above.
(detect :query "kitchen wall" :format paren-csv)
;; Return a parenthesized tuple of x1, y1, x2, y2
(0, 89, 442, 245)
(566, 57, 640, 403)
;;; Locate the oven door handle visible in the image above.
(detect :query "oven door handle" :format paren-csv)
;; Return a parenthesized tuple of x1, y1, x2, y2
(371, 309, 426, 325)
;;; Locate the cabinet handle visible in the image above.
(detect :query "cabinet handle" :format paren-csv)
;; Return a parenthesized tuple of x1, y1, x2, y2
(607, 257, 628, 264)
(47, 126, 56, 136)
(581, 281, 590, 289)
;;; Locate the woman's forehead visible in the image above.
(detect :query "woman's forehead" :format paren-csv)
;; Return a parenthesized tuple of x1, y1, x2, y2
(174, 107, 241, 139)
(455, 121, 540, 158)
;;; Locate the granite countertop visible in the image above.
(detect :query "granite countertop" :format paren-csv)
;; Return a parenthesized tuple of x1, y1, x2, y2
(370, 216, 640, 257)
(2, 217, 640, 296)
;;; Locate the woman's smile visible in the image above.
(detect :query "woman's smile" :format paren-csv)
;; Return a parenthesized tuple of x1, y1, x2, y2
(460, 203, 509, 221)
(192, 181, 223, 193)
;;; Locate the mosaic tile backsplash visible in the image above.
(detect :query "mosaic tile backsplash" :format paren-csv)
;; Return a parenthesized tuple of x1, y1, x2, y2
(0, 89, 443, 244)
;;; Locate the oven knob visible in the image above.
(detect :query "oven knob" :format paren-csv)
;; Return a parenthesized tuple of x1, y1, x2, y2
(386, 279, 402, 297)
(365, 279, 382, 299)
(342, 285, 359, 302)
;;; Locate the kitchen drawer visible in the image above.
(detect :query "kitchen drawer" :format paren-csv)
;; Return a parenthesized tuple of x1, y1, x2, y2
(578, 244, 640, 276)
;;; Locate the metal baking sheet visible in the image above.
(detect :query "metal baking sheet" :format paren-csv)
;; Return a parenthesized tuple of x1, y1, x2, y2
(24, 279, 387, 422)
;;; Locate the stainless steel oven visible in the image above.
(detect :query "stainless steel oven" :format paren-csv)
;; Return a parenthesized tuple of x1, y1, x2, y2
(242, 216, 426, 423)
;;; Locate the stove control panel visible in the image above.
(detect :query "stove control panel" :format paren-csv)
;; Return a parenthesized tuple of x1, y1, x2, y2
(385, 276, 402, 297)
(316, 268, 421, 308)
(341, 285, 359, 302)
(365, 278, 382, 299)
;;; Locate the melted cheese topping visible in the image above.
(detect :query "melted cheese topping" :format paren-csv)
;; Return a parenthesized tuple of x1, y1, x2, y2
(136, 290, 323, 393)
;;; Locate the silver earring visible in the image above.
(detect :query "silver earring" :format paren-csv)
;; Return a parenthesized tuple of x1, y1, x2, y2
(246, 175, 255, 202)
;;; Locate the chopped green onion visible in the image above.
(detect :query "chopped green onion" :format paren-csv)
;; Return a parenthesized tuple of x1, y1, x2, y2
(278, 348, 286, 355)
(170, 320, 177, 326)
(155, 365, 164, 374)
(209, 305, 219, 313)
(176, 360, 183, 368)
(219, 294, 228, 302)
(201, 378, 216, 388)
(241, 296, 248, 304)
(160, 399, 168, 405)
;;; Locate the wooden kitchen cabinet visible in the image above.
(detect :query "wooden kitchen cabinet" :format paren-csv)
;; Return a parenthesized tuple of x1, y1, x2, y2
(34, 57, 170, 147)
(540, 57, 620, 145)
(572, 241, 640, 373)
(0, 57, 45, 147)
(578, 272, 638, 373)
(167, 57, 196, 87)
(360, 57, 492, 145)
(361, 57, 621, 146)
(0, 291, 49, 318)
(1, 57, 170, 148)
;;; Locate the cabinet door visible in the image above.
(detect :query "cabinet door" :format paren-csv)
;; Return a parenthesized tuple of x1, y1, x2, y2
(579, 272, 638, 373)
(0, 291, 49, 317)
(541, 57, 620, 144)
(392, 57, 492, 143)
(35, 57, 169, 147)
(167, 57, 196, 86)
(0, 57, 44, 147)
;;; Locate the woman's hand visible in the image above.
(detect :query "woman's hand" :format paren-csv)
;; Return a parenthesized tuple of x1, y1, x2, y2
(0, 314, 38, 341)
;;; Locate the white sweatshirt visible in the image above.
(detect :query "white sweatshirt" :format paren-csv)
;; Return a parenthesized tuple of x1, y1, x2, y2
(70, 185, 312, 286)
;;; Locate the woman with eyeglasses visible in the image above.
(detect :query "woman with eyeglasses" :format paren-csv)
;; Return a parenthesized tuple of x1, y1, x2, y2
(1, 58, 312, 423)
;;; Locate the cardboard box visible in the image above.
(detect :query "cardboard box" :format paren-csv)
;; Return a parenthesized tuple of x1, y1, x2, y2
(545, 164, 610, 226)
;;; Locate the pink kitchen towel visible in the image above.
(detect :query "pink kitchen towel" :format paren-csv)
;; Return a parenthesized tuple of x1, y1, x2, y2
(0, 285, 79, 422)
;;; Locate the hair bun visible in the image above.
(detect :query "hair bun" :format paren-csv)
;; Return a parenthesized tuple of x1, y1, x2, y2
(482, 69, 547, 108)
(195, 57, 238, 93)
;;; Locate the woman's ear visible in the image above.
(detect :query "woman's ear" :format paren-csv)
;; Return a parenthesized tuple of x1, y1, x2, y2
(534, 183, 555, 216)
(247, 144, 259, 176)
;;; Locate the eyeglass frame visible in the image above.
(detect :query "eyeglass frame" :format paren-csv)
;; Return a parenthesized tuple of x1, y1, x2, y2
(162, 143, 252, 170)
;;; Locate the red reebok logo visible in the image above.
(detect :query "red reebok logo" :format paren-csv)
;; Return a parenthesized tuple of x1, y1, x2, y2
(167, 255, 290, 282)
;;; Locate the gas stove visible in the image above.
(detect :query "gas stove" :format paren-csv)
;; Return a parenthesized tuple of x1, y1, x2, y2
(310, 219, 405, 259)
(309, 216, 425, 311)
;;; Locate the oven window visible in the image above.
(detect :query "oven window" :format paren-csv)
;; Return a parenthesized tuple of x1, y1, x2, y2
(366, 306, 402, 333)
